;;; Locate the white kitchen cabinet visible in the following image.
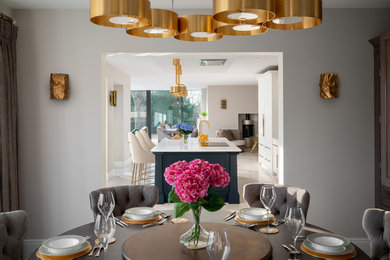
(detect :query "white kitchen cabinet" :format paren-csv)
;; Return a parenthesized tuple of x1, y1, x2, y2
(258, 71, 278, 175)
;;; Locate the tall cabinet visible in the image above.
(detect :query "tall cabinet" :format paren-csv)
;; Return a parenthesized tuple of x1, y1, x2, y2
(370, 30, 390, 209)
(258, 71, 279, 175)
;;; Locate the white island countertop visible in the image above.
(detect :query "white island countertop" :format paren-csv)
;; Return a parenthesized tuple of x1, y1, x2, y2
(151, 137, 241, 153)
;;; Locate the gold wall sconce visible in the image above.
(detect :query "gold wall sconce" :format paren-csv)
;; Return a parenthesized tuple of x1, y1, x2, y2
(50, 73, 69, 100)
(221, 99, 227, 109)
(319, 73, 339, 99)
(109, 90, 117, 107)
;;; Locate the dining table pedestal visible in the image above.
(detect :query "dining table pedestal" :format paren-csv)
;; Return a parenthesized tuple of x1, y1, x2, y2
(122, 222, 272, 260)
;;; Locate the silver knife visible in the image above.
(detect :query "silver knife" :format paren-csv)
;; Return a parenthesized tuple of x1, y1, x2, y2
(114, 217, 128, 226)
(224, 211, 236, 221)
(115, 220, 125, 227)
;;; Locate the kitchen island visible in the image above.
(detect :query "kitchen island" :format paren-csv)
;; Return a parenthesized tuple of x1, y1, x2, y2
(151, 137, 241, 204)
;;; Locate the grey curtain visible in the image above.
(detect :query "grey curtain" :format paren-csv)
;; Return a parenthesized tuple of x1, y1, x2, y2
(0, 17, 19, 212)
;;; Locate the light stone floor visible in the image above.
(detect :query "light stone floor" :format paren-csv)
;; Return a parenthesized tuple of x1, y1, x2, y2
(106, 152, 278, 212)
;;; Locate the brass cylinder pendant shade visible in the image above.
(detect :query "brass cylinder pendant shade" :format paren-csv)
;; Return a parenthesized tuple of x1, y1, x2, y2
(127, 9, 178, 38)
(213, 0, 275, 25)
(170, 85, 188, 97)
(266, 0, 322, 30)
(214, 21, 268, 36)
(90, 0, 151, 28)
(174, 15, 223, 42)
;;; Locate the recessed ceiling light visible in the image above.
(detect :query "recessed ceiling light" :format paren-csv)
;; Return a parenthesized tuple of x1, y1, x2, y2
(200, 59, 227, 66)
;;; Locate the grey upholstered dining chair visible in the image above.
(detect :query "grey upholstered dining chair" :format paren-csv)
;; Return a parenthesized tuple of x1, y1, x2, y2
(89, 185, 159, 219)
(243, 183, 310, 218)
(0, 210, 28, 260)
(362, 208, 390, 259)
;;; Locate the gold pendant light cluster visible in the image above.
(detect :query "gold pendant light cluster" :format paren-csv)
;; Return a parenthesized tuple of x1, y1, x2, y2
(170, 59, 188, 97)
(90, 0, 322, 42)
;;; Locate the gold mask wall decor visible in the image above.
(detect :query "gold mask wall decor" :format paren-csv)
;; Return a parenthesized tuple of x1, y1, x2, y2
(50, 73, 69, 100)
(319, 73, 339, 99)
(109, 90, 117, 107)
(221, 99, 227, 109)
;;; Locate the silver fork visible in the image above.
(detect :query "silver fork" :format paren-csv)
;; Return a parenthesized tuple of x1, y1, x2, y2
(233, 221, 255, 228)
(282, 244, 300, 255)
(158, 211, 171, 219)
(288, 244, 301, 254)
(142, 217, 168, 228)
(95, 244, 103, 257)
(271, 219, 285, 227)
(88, 240, 100, 256)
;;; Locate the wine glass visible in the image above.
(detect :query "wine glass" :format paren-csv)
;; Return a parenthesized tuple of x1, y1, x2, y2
(207, 231, 231, 260)
(94, 214, 116, 252)
(259, 184, 278, 234)
(284, 207, 305, 256)
(94, 214, 107, 251)
(97, 191, 115, 220)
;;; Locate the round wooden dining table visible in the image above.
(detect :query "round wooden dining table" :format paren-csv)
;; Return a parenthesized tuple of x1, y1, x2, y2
(28, 209, 370, 260)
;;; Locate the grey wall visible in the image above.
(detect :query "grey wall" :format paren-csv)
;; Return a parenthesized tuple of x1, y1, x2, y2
(208, 85, 258, 136)
(0, 3, 13, 17)
(15, 8, 390, 238)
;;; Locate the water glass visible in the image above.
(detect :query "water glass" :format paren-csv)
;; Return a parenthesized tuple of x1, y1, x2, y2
(207, 231, 231, 260)
(97, 191, 115, 220)
(260, 184, 278, 234)
(94, 214, 116, 252)
(284, 207, 305, 250)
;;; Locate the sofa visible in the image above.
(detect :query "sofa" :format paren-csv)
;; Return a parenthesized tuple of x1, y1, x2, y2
(216, 129, 245, 150)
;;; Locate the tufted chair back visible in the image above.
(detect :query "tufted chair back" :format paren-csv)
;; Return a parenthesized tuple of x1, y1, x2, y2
(89, 185, 159, 219)
(0, 210, 28, 260)
(362, 208, 390, 259)
(243, 184, 310, 218)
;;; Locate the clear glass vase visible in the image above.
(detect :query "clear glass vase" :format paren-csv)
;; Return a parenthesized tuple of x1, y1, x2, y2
(183, 134, 189, 144)
(179, 207, 210, 249)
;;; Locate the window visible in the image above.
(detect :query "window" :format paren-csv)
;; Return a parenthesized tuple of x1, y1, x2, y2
(131, 90, 202, 135)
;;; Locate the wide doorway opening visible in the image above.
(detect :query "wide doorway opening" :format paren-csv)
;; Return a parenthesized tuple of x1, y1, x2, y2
(101, 52, 284, 207)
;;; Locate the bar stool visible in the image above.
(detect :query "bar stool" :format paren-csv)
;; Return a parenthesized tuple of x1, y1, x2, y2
(136, 131, 151, 152)
(128, 133, 155, 185)
(135, 131, 155, 176)
(140, 128, 156, 150)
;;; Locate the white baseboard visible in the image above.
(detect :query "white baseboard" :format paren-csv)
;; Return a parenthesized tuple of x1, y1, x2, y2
(113, 158, 131, 168)
(24, 239, 44, 259)
(349, 237, 369, 256)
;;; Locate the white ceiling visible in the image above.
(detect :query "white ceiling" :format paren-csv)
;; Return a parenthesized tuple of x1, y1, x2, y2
(3, 0, 390, 9)
(105, 53, 279, 90)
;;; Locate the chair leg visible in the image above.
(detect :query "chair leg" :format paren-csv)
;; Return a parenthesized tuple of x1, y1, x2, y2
(134, 163, 140, 185)
(131, 163, 135, 185)
(143, 163, 147, 184)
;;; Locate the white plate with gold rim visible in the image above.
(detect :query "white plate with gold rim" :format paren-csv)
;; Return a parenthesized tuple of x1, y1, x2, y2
(306, 233, 350, 253)
(124, 207, 159, 220)
(41, 235, 89, 255)
(303, 239, 354, 255)
(237, 208, 269, 221)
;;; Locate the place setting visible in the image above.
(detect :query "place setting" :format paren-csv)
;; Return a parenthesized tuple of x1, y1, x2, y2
(121, 207, 172, 228)
(225, 184, 281, 234)
(300, 233, 357, 259)
(36, 235, 92, 259)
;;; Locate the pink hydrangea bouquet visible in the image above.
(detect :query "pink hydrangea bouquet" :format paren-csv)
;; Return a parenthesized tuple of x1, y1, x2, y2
(164, 159, 230, 248)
